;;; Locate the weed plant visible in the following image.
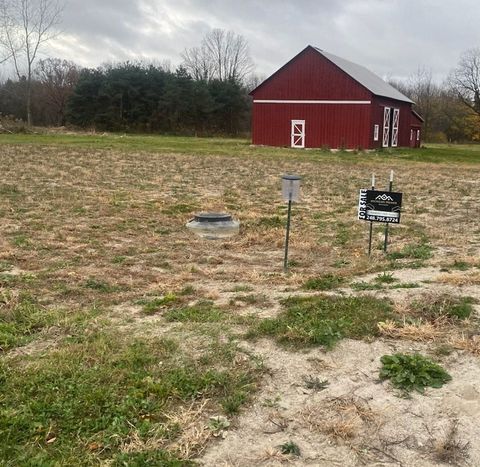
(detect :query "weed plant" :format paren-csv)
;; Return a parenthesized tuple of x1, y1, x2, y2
(380, 353, 452, 393)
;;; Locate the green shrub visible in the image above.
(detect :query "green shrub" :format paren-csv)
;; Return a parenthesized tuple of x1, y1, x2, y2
(380, 353, 452, 393)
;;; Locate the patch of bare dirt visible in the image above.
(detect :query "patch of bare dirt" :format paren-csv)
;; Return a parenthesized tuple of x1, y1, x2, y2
(199, 338, 480, 467)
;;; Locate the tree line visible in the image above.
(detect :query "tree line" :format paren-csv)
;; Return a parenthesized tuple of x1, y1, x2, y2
(1, 18, 254, 135)
(389, 57, 480, 143)
(0, 0, 479, 141)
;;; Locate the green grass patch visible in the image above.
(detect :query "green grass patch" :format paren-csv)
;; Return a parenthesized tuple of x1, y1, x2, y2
(139, 293, 179, 315)
(248, 295, 392, 349)
(334, 223, 350, 246)
(12, 234, 30, 248)
(0, 294, 94, 351)
(303, 273, 345, 291)
(351, 281, 384, 291)
(164, 301, 228, 323)
(411, 294, 475, 321)
(0, 333, 260, 464)
(380, 353, 452, 394)
(2, 135, 480, 164)
(162, 203, 197, 215)
(441, 260, 477, 272)
(84, 278, 119, 293)
(388, 242, 433, 261)
(256, 215, 283, 228)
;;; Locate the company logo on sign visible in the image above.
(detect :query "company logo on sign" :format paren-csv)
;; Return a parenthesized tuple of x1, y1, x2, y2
(375, 194, 394, 202)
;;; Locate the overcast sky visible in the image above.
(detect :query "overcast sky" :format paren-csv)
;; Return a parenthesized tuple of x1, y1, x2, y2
(45, 0, 479, 83)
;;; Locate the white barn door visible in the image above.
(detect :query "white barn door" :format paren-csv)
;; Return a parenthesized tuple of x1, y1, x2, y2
(391, 108, 400, 147)
(291, 120, 305, 148)
(382, 107, 391, 147)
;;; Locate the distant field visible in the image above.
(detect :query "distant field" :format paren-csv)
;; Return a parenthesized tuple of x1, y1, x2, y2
(1, 134, 479, 465)
(2, 132, 480, 163)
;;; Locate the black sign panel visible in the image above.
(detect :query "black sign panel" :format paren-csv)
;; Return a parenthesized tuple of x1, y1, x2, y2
(358, 189, 403, 223)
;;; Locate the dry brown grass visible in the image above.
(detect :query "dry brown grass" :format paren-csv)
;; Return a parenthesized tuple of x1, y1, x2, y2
(302, 396, 379, 442)
(256, 447, 294, 464)
(1, 143, 479, 319)
(120, 400, 212, 459)
(431, 420, 469, 466)
(450, 334, 480, 356)
(437, 271, 480, 286)
(378, 319, 444, 341)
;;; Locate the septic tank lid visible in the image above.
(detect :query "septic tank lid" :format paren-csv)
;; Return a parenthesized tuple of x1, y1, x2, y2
(194, 212, 232, 223)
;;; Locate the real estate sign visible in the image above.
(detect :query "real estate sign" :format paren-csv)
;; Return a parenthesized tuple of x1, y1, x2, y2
(358, 189, 402, 224)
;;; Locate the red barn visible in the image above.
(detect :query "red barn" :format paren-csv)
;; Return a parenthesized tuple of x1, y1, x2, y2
(250, 46, 423, 149)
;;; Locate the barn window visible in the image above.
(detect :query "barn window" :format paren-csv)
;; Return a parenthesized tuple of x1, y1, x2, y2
(410, 129, 414, 141)
(373, 124, 379, 141)
(416, 129, 420, 141)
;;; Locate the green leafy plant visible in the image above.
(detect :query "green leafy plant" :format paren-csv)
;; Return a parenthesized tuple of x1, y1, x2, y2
(208, 416, 230, 433)
(279, 441, 301, 456)
(379, 353, 452, 393)
(375, 272, 396, 284)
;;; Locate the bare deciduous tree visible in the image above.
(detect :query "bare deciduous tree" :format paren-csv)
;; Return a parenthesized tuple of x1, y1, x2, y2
(408, 68, 438, 142)
(35, 57, 79, 125)
(449, 48, 480, 116)
(181, 29, 254, 84)
(0, 0, 63, 125)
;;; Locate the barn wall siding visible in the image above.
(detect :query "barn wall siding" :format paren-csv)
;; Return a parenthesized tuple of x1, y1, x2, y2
(370, 97, 414, 148)
(252, 103, 371, 149)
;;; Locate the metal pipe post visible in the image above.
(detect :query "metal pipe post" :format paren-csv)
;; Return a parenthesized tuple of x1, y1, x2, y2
(284, 198, 292, 272)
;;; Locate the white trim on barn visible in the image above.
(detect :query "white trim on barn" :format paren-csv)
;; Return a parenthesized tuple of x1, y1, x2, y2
(391, 108, 400, 147)
(253, 99, 371, 104)
(382, 107, 391, 148)
(291, 120, 305, 148)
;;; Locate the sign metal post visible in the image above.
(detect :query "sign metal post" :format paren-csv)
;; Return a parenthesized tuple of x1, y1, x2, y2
(358, 171, 402, 255)
(383, 170, 394, 252)
(281, 175, 301, 273)
(368, 173, 375, 257)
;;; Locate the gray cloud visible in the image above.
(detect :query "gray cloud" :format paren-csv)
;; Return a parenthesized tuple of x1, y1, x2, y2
(42, 0, 480, 83)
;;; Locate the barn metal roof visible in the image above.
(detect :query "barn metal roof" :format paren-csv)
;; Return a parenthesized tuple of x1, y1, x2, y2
(313, 47, 414, 103)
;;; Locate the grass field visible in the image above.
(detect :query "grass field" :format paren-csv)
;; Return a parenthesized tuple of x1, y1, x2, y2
(0, 134, 479, 466)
